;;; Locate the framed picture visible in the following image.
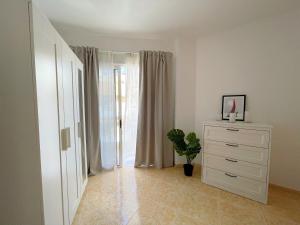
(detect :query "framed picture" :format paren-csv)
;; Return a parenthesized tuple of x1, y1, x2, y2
(222, 95, 246, 121)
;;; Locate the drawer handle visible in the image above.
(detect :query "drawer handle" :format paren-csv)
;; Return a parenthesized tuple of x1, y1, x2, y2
(225, 172, 237, 178)
(225, 158, 238, 163)
(226, 143, 239, 147)
(226, 128, 239, 132)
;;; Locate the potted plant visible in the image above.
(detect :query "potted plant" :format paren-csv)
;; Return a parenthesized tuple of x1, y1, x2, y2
(167, 129, 201, 176)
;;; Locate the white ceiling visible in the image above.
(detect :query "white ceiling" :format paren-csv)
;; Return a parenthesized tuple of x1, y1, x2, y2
(38, 0, 300, 38)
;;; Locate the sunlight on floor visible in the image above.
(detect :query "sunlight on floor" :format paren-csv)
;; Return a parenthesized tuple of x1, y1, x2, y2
(73, 166, 300, 225)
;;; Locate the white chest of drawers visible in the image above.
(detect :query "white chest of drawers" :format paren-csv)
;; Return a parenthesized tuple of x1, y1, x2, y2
(201, 121, 272, 203)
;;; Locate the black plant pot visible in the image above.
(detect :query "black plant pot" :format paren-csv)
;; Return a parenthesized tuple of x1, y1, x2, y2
(183, 164, 194, 176)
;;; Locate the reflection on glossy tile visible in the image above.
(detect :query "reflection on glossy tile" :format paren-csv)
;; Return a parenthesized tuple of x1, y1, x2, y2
(72, 166, 300, 225)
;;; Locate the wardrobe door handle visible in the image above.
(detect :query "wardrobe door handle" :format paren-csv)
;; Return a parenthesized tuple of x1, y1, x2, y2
(77, 122, 81, 138)
(226, 128, 239, 132)
(226, 143, 239, 147)
(225, 158, 238, 163)
(61, 127, 71, 151)
(225, 172, 237, 178)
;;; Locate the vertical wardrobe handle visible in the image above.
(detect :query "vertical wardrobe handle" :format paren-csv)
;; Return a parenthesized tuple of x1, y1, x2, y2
(61, 127, 71, 151)
(77, 122, 81, 138)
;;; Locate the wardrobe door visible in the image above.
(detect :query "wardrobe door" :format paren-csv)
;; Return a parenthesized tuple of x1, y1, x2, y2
(72, 60, 81, 195)
(78, 67, 88, 187)
(31, 4, 64, 225)
(73, 60, 88, 195)
(78, 63, 88, 189)
(61, 45, 80, 224)
(56, 37, 69, 225)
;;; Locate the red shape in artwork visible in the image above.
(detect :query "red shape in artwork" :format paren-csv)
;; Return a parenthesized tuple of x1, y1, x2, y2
(230, 99, 236, 113)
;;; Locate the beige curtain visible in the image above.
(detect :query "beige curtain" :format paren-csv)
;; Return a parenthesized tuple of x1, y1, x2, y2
(71, 46, 101, 175)
(135, 51, 174, 168)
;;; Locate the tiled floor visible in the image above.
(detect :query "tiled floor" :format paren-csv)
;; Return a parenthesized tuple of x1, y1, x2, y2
(73, 166, 300, 225)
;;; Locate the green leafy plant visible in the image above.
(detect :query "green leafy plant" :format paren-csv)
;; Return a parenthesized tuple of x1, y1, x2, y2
(167, 129, 201, 164)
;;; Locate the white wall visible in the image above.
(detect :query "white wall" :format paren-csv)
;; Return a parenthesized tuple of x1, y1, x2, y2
(55, 25, 198, 165)
(174, 37, 200, 164)
(0, 1, 44, 224)
(195, 10, 300, 190)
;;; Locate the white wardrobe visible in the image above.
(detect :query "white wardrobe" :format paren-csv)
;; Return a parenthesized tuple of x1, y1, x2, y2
(0, 1, 87, 225)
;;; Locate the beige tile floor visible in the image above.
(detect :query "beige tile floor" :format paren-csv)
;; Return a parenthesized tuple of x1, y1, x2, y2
(73, 166, 300, 225)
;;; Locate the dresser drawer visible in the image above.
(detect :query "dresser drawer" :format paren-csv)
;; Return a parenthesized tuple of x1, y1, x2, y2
(203, 167, 267, 203)
(204, 140, 269, 165)
(204, 126, 270, 148)
(204, 153, 268, 182)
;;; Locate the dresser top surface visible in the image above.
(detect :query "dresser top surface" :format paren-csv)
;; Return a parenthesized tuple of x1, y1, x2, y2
(203, 120, 273, 129)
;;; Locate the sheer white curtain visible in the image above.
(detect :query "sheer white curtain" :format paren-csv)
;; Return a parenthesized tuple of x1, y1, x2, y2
(122, 54, 139, 166)
(99, 52, 117, 169)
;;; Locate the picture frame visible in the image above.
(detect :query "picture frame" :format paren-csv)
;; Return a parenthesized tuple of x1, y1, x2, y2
(222, 95, 246, 121)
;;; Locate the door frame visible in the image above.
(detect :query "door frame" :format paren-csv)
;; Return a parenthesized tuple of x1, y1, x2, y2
(114, 67, 123, 167)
